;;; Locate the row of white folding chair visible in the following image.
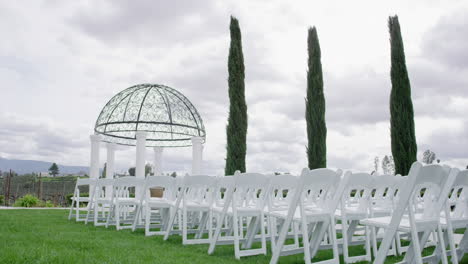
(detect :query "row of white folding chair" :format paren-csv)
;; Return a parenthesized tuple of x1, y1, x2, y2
(361, 162, 460, 264)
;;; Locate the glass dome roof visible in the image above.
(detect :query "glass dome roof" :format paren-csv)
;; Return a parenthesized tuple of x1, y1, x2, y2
(95, 84, 205, 147)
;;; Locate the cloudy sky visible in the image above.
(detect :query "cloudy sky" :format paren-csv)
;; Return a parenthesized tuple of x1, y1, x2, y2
(0, 0, 467, 175)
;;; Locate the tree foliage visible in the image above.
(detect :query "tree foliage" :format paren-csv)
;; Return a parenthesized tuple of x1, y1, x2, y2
(225, 16, 248, 175)
(305, 26, 327, 169)
(422, 149, 436, 164)
(389, 15, 417, 176)
(49, 163, 59, 177)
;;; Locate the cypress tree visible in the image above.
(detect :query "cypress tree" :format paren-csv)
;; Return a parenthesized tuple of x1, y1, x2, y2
(305, 27, 327, 169)
(225, 16, 247, 175)
(388, 15, 417, 175)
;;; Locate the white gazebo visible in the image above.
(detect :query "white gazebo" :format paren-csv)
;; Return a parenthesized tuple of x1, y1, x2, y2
(89, 83, 206, 186)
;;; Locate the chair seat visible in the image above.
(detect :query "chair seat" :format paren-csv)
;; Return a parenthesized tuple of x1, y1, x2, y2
(335, 208, 368, 220)
(212, 205, 262, 216)
(360, 215, 439, 232)
(440, 216, 468, 229)
(72, 197, 90, 202)
(115, 197, 139, 204)
(146, 197, 175, 207)
(268, 207, 331, 221)
(185, 201, 211, 210)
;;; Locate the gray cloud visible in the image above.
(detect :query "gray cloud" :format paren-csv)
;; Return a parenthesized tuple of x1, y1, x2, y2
(69, 0, 226, 47)
(421, 10, 468, 69)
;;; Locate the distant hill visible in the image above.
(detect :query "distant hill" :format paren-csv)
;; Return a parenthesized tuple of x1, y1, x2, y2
(0, 157, 89, 175)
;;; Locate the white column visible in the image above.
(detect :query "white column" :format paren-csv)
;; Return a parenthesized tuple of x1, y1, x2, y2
(135, 132, 147, 198)
(191, 137, 204, 175)
(153, 147, 163, 176)
(135, 132, 147, 178)
(90, 134, 101, 179)
(105, 143, 116, 197)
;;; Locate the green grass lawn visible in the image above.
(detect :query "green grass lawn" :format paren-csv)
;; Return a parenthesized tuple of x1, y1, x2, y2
(0, 210, 467, 264)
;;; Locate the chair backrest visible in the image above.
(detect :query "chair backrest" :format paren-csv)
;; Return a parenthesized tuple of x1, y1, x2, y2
(371, 174, 399, 209)
(233, 172, 270, 210)
(76, 178, 95, 186)
(112, 176, 145, 199)
(448, 170, 468, 218)
(213, 176, 235, 208)
(144, 176, 176, 201)
(93, 178, 114, 198)
(182, 175, 217, 205)
(410, 164, 456, 219)
(341, 172, 373, 213)
(267, 174, 300, 212)
(299, 168, 343, 212)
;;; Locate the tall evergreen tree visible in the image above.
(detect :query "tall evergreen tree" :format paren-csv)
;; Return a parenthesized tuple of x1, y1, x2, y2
(305, 27, 327, 169)
(388, 15, 417, 175)
(49, 163, 59, 177)
(225, 16, 247, 175)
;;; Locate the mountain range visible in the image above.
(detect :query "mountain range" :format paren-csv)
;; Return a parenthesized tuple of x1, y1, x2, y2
(0, 157, 89, 175)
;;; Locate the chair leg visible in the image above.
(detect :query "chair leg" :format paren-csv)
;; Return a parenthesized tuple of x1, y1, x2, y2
(115, 204, 120, 230)
(372, 226, 378, 258)
(233, 211, 241, 260)
(437, 225, 449, 264)
(341, 217, 350, 263)
(182, 208, 188, 244)
(260, 213, 267, 255)
(145, 205, 151, 236)
(300, 217, 312, 264)
(330, 217, 340, 264)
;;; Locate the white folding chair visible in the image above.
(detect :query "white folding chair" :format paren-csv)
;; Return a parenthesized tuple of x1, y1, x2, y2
(434, 169, 468, 264)
(361, 162, 458, 264)
(335, 172, 373, 263)
(131, 175, 178, 236)
(266, 174, 300, 252)
(269, 168, 344, 264)
(68, 178, 95, 222)
(207, 175, 236, 252)
(86, 178, 114, 226)
(105, 176, 145, 230)
(369, 174, 400, 257)
(208, 172, 270, 259)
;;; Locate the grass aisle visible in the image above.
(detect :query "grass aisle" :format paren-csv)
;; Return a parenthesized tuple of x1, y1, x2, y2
(0, 210, 467, 264)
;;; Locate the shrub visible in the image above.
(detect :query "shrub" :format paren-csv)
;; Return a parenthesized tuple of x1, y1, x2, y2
(14, 194, 40, 207)
(45, 200, 55, 207)
(0, 195, 4, 205)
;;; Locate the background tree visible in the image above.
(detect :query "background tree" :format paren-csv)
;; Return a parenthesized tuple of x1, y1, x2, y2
(225, 16, 248, 175)
(101, 163, 107, 178)
(127, 165, 151, 176)
(422, 149, 436, 164)
(145, 164, 152, 176)
(382, 155, 395, 175)
(373, 156, 380, 174)
(48, 163, 59, 177)
(170, 172, 177, 178)
(389, 15, 417, 176)
(305, 26, 327, 169)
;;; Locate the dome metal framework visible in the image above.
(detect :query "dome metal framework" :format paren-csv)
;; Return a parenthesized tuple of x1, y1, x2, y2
(95, 84, 205, 147)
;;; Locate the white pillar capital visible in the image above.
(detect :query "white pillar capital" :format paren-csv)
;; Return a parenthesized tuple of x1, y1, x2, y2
(90, 134, 101, 142)
(136, 131, 147, 140)
(191, 136, 204, 145)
